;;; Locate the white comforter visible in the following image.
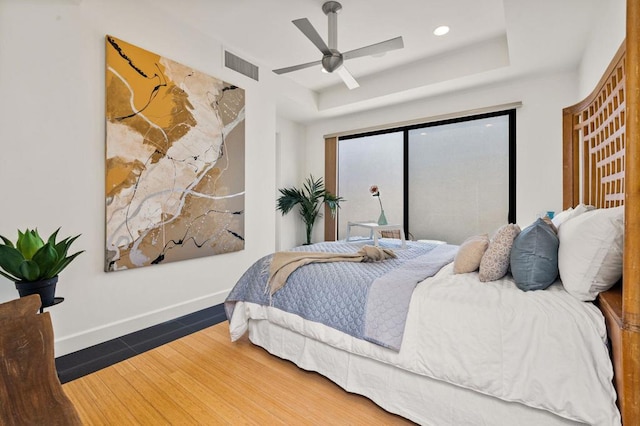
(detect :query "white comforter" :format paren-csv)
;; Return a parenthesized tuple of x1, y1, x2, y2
(229, 263, 621, 426)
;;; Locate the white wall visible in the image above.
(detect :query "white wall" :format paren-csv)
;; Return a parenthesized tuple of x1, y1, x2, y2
(578, 0, 626, 98)
(275, 117, 306, 249)
(0, 0, 278, 356)
(304, 70, 579, 242)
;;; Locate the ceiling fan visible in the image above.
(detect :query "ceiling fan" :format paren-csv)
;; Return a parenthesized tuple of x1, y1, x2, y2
(273, 1, 404, 90)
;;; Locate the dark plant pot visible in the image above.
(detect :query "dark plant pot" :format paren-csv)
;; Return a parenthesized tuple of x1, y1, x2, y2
(15, 276, 58, 308)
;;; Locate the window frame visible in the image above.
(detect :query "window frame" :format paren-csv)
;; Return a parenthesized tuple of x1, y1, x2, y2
(324, 109, 516, 241)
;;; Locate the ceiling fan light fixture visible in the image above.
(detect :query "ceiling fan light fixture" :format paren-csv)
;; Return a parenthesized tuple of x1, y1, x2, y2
(434, 25, 450, 36)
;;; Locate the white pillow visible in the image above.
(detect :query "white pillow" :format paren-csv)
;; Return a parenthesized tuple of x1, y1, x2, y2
(558, 206, 624, 301)
(552, 203, 594, 228)
(551, 207, 573, 227)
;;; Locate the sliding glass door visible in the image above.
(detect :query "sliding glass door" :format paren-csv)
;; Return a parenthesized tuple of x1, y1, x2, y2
(337, 132, 403, 239)
(408, 115, 511, 244)
(335, 110, 515, 244)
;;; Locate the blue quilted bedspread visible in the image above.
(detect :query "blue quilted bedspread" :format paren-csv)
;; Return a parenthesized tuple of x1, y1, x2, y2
(225, 240, 457, 351)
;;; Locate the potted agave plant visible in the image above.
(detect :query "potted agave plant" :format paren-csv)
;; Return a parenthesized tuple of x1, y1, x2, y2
(277, 175, 344, 245)
(0, 228, 83, 308)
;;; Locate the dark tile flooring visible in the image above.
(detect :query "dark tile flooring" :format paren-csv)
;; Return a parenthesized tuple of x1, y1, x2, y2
(55, 304, 227, 384)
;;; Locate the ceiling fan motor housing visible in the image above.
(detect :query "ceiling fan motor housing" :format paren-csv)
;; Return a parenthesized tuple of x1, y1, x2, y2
(322, 50, 343, 73)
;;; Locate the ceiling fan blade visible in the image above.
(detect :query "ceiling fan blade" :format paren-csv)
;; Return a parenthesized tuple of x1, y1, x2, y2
(273, 59, 322, 75)
(292, 18, 332, 55)
(337, 66, 359, 90)
(342, 36, 404, 61)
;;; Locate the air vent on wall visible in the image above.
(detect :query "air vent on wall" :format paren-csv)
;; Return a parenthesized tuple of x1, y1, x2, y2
(224, 50, 259, 81)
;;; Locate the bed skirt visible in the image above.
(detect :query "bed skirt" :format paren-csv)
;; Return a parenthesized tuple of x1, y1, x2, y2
(247, 318, 584, 426)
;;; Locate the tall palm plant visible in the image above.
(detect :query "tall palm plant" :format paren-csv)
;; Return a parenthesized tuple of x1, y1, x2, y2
(276, 175, 344, 245)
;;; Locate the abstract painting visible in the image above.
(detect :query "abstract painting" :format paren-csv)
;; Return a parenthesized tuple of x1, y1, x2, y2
(105, 35, 245, 271)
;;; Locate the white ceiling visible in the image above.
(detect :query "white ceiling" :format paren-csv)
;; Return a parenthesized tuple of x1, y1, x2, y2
(151, 0, 604, 122)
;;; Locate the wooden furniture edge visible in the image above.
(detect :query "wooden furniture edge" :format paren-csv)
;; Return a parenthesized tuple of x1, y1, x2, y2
(0, 293, 41, 318)
(0, 295, 82, 425)
(324, 136, 338, 241)
(620, 0, 640, 422)
(598, 286, 624, 398)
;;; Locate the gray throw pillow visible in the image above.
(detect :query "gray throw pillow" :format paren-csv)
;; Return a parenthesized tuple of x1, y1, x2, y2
(510, 218, 559, 291)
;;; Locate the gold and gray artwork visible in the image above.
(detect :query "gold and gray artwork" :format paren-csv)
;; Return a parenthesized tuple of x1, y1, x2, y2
(105, 35, 245, 271)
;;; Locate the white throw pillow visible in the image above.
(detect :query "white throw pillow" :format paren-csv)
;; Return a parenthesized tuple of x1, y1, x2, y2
(558, 206, 624, 301)
(551, 207, 573, 227)
(552, 203, 594, 229)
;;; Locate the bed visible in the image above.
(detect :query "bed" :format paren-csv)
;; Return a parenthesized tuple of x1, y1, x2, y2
(225, 2, 640, 424)
(227, 233, 621, 425)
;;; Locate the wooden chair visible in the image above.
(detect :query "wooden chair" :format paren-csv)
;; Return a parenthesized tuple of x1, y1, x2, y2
(0, 295, 82, 425)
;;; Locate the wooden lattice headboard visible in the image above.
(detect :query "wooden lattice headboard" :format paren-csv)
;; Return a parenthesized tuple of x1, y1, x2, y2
(562, 44, 626, 209)
(562, 1, 639, 422)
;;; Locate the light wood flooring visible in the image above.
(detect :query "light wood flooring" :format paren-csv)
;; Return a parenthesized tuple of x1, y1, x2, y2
(63, 321, 415, 425)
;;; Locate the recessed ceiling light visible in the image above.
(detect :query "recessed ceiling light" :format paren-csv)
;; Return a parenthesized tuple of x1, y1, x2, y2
(434, 26, 450, 36)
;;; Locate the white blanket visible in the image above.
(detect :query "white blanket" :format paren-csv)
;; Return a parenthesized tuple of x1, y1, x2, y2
(229, 263, 620, 425)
